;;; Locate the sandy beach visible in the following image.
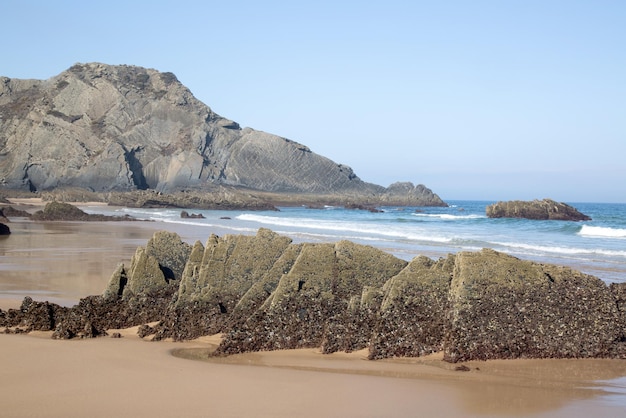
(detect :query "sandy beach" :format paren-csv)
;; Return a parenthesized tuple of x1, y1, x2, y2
(2, 199, 626, 417)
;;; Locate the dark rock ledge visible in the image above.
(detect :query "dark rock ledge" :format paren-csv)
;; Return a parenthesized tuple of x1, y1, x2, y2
(2, 229, 625, 362)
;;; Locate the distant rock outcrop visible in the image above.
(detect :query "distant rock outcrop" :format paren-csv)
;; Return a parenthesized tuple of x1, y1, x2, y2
(180, 210, 205, 219)
(0, 63, 446, 207)
(4, 229, 624, 361)
(0, 206, 32, 218)
(0, 223, 9, 235)
(486, 199, 591, 221)
(30, 201, 136, 221)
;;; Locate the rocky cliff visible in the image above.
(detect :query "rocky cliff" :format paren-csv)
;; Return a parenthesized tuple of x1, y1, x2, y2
(3, 229, 625, 362)
(0, 63, 445, 206)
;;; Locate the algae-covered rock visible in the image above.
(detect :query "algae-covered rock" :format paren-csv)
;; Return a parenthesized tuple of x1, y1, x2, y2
(114, 231, 191, 300)
(217, 241, 408, 355)
(369, 255, 453, 359)
(7, 228, 626, 362)
(30, 201, 136, 221)
(102, 264, 128, 302)
(229, 243, 305, 326)
(320, 241, 408, 353)
(152, 228, 293, 340)
(444, 249, 621, 362)
(122, 248, 168, 298)
(143, 230, 192, 281)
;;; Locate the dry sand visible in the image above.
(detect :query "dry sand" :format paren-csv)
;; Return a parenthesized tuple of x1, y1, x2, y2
(1, 200, 626, 417)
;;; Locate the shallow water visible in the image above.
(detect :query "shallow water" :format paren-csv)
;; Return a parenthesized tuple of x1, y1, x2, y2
(84, 200, 626, 283)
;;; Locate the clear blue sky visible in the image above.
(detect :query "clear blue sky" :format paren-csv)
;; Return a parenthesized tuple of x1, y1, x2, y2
(2, 1, 625, 202)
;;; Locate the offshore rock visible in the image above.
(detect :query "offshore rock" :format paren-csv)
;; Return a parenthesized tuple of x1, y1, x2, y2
(30, 201, 135, 221)
(0, 206, 32, 218)
(486, 199, 591, 221)
(0, 63, 445, 207)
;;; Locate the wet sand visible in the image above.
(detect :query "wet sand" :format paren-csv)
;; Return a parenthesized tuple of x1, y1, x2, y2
(1, 201, 626, 417)
(1, 199, 228, 306)
(2, 330, 626, 417)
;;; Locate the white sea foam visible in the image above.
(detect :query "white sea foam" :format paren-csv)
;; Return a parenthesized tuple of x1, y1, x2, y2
(578, 225, 626, 239)
(412, 213, 484, 220)
(493, 241, 626, 258)
(236, 214, 453, 243)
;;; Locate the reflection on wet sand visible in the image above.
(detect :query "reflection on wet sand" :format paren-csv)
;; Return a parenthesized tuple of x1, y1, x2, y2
(173, 344, 626, 416)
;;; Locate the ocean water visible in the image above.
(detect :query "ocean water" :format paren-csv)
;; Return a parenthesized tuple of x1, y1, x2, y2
(85, 200, 626, 284)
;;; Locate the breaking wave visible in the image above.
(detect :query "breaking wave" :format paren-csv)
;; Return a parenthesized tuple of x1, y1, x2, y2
(578, 225, 626, 239)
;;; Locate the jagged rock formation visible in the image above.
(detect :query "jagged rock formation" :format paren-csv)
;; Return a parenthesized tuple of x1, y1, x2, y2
(0, 63, 446, 207)
(3, 229, 625, 361)
(486, 199, 591, 221)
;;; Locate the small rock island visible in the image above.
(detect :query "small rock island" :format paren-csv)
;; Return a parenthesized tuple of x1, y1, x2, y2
(486, 198, 591, 221)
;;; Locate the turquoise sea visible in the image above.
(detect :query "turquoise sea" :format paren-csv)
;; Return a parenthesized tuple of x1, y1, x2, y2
(88, 200, 626, 284)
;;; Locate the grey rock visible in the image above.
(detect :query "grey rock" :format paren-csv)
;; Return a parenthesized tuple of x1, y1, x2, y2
(0, 63, 446, 206)
(120, 231, 191, 299)
(486, 199, 591, 221)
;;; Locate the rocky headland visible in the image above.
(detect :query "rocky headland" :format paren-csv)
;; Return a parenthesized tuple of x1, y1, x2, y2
(2, 228, 625, 362)
(0, 63, 446, 208)
(486, 199, 591, 221)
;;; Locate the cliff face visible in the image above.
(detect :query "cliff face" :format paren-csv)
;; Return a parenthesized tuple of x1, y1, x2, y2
(0, 63, 445, 206)
(4, 229, 625, 362)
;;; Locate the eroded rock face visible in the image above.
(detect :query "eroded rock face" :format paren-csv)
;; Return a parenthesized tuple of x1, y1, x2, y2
(103, 230, 191, 301)
(444, 249, 621, 361)
(368, 255, 454, 359)
(217, 240, 408, 354)
(0, 63, 446, 207)
(152, 228, 294, 340)
(486, 199, 591, 221)
(4, 229, 625, 362)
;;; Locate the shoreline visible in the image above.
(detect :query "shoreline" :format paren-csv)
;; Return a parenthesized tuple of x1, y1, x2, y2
(1, 330, 626, 417)
(2, 199, 626, 416)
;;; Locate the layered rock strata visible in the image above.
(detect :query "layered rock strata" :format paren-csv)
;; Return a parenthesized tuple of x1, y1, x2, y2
(0, 63, 446, 207)
(2, 229, 625, 362)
